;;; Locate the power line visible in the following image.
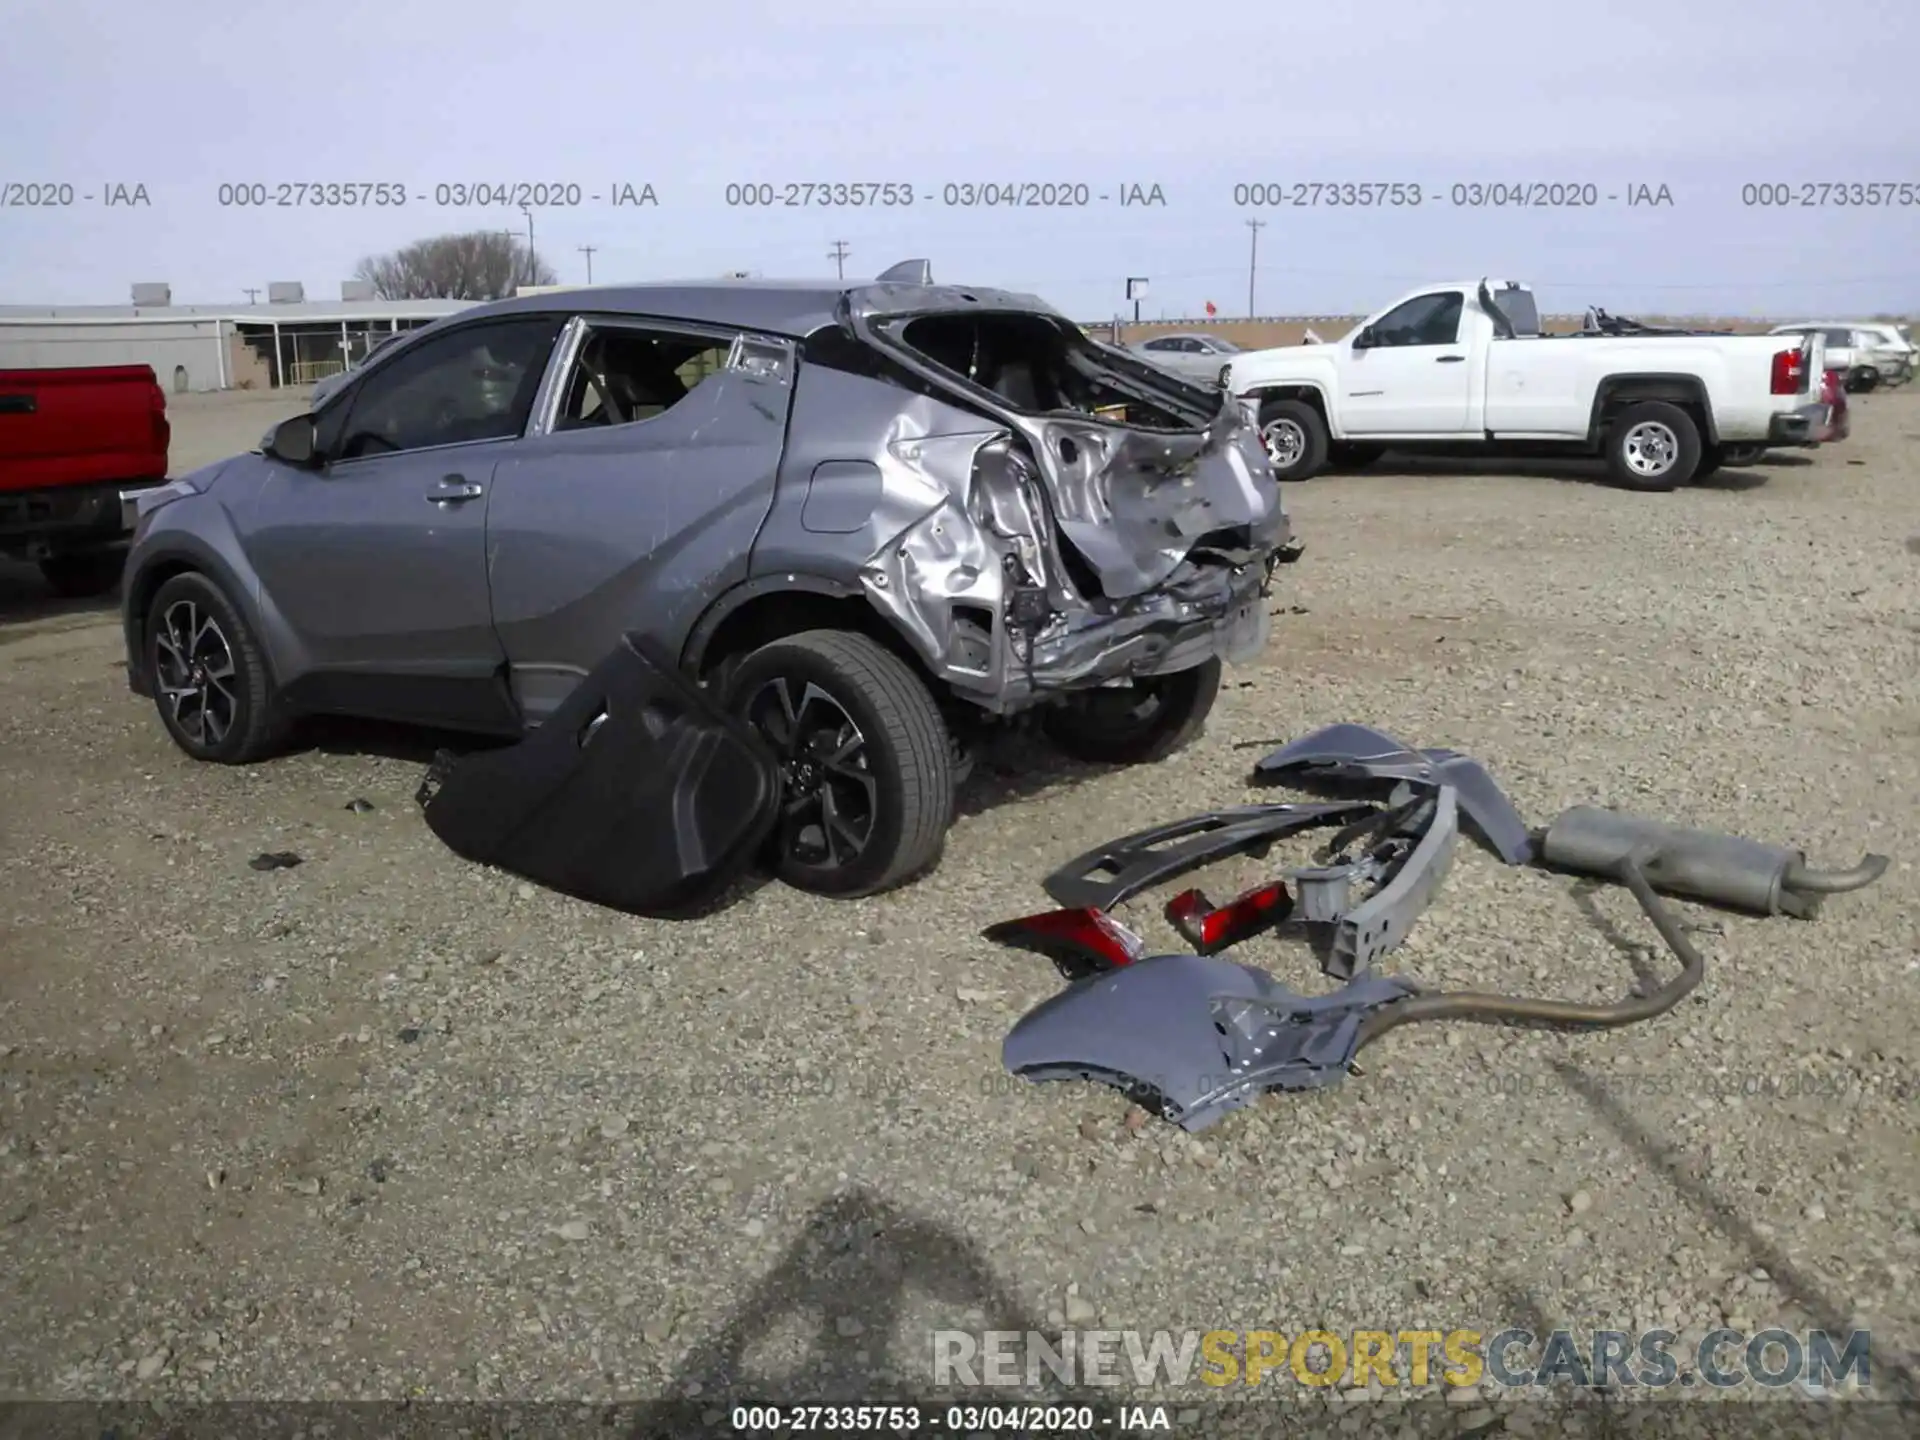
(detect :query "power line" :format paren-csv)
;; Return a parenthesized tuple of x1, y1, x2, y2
(578, 245, 597, 283)
(828, 240, 850, 279)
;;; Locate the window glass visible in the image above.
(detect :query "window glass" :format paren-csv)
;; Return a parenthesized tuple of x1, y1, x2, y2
(333, 316, 564, 459)
(555, 325, 733, 429)
(1371, 293, 1464, 346)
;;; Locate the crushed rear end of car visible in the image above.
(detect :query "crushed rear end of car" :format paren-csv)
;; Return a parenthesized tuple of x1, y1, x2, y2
(840, 285, 1299, 713)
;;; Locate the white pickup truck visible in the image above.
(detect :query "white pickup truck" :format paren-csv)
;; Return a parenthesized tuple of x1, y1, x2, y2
(1226, 280, 1829, 490)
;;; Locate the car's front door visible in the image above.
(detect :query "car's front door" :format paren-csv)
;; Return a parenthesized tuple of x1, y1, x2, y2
(483, 317, 796, 724)
(1337, 290, 1472, 434)
(239, 313, 568, 731)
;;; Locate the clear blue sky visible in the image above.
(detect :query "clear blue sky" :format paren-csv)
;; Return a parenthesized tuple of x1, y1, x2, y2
(3, 0, 1916, 318)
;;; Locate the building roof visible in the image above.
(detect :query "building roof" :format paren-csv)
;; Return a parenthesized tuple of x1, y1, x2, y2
(0, 300, 475, 326)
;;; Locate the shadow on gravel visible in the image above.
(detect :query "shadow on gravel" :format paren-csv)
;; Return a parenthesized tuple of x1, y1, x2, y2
(0, 558, 121, 627)
(1552, 1058, 1920, 1404)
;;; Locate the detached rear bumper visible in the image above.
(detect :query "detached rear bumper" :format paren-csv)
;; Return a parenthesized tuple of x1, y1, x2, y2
(1767, 403, 1827, 448)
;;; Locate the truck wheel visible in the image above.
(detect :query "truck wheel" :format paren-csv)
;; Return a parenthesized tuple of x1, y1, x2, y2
(1604, 402, 1701, 491)
(143, 571, 287, 764)
(724, 629, 954, 897)
(1256, 399, 1328, 480)
(38, 550, 127, 599)
(1041, 658, 1221, 765)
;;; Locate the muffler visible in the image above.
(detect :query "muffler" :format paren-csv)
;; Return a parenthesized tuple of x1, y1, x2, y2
(1539, 806, 1889, 918)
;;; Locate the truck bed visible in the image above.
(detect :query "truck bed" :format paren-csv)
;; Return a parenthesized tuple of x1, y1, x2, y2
(0, 365, 170, 494)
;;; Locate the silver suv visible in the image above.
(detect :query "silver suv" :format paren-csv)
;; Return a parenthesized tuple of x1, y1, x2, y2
(120, 265, 1297, 895)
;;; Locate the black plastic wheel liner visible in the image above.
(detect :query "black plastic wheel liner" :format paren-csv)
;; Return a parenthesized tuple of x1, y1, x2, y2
(415, 635, 780, 916)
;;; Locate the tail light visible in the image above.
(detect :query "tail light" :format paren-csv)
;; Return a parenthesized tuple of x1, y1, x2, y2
(984, 907, 1146, 976)
(1770, 346, 1806, 395)
(1165, 881, 1293, 953)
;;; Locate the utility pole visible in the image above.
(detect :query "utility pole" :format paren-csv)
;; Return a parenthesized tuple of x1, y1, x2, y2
(828, 240, 850, 279)
(520, 206, 535, 285)
(242, 288, 260, 304)
(578, 245, 597, 283)
(1245, 219, 1264, 318)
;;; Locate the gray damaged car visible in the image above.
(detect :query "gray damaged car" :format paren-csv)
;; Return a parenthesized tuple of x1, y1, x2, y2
(120, 261, 1300, 895)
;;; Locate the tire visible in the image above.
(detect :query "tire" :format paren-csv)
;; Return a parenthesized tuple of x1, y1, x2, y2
(1255, 398, 1329, 481)
(1848, 368, 1878, 394)
(722, 629, 953, 897)
(1604, 401, 1701, 491)
(38, 549, 126, 599)
(1693, 447, 1723, 479)
(1040, 658, 1222, 765)
(1328, 443, 1386, 468)
(143, 571, 286, 764)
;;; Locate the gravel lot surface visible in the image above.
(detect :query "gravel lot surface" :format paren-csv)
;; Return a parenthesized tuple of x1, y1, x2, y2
(2, 388, 1917, 1433)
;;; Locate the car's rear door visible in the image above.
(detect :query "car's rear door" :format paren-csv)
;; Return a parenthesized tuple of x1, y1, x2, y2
(483, 315, 796, 725)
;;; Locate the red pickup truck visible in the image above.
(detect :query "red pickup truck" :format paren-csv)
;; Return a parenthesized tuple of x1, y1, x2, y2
(0, 364, 171, 597)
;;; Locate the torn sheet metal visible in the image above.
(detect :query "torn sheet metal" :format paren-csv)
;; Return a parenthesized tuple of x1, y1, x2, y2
(1254, 722, 1534, 865)
(1002, 955, 1417, 1132)
(1041, 801, 1376, 911)
(415, 635, 779, 915)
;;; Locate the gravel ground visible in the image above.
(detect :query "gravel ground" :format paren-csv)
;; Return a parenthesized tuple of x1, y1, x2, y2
(2, 389, 1918, 1433)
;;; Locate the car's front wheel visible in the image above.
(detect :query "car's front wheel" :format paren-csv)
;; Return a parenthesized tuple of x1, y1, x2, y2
(1256, 398, 1329, 481)
(723, 629, 954, 897)
(143, 571, 285, 763)
(1041, 658, 1221, 765)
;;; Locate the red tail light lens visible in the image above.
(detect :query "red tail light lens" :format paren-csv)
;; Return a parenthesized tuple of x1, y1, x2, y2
(984, 907, 1147, 974)
(1165, 881, 1293, 953)
(1770, 346, 1806, 395)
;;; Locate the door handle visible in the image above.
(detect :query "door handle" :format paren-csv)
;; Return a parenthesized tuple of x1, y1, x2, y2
(426, 476, 484, 504)
(1435, 355, 1465, 363)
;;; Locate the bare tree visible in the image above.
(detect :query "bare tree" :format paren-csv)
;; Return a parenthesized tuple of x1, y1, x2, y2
(352, 231, 557, 301)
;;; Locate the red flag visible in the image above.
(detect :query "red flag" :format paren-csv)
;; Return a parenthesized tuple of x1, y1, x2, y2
(1204, 300, 1217, 317)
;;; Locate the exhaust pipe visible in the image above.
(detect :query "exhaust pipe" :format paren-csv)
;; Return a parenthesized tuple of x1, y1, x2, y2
(1538, 806, 1889, 919)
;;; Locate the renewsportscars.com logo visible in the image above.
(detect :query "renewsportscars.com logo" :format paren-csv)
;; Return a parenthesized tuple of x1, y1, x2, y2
(931, 1327, 1874, 1391)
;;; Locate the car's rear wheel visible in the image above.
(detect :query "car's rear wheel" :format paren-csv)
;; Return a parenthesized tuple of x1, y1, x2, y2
(1604, 401, 1701, 491)
(38, 549, 126, 599)
(1256, 398, 1329, 480)
(1041, 658, 1221, 765)
(723, 629, 954, 897)
(1847, 367, 1879, 393)
(144, 571, 285, 763)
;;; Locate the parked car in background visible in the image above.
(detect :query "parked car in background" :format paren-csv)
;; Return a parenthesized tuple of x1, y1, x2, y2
(119, 266, 1295, 897)
(0, 364, 169, 596)
(1225, 279, 1828, 490)
(1767, 323, 1911, 391)
(1129, 332, 1242, 387)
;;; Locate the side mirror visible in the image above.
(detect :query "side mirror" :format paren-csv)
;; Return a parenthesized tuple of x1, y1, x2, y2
(1354, 326, 1377, 350)
(264, 414, 319, 467)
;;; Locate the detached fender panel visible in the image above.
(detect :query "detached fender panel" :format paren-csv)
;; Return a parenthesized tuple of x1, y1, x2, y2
(416, 634, 780, 916)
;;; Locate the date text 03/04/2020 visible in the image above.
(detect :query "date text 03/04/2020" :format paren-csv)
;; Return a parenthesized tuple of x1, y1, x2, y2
(212, 182, 660, 208)
(1230, 181, 1674, 207)
(727, 1403, 1174, 1431)
(722, 182, 1167, 207)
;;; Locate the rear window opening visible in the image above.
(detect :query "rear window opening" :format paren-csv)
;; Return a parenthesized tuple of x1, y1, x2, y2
(881, 312, 1205, 431)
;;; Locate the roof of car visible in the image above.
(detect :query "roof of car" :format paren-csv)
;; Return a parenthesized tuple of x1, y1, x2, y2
(446, 278, 1065, 340)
